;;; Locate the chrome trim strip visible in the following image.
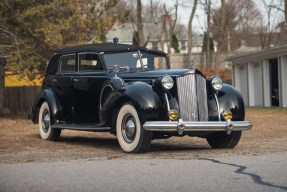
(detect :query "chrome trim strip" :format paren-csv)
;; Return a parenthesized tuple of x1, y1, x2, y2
(52, 124, 111, 131)
(164, 93, 170, 111)
(213, 93, 221, 121)
(143, 120, 252, 132)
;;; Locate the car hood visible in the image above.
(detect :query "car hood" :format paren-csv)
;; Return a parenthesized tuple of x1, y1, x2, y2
(118, 68, 204, 81)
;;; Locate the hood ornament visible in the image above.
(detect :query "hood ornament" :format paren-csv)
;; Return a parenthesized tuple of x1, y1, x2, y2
(113, 65, 120, 78)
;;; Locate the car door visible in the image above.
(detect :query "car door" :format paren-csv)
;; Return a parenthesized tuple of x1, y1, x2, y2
(72, 53, 107, 123)
(46, 53, 76, 123)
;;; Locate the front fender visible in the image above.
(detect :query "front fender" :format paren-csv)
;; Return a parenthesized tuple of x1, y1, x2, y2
(101, 82, 161, 126)
(208, 84, 245, 121)
(30, 89, 64, 124)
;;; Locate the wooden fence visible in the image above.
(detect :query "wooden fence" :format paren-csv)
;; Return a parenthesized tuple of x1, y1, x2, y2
(3, 86, 41, 115)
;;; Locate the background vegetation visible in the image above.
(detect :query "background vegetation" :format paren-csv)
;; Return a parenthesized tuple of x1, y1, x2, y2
(0, 0, 286, 80)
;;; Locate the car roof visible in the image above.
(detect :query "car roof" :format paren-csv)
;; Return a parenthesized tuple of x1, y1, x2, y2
(55, 43, 167, 56)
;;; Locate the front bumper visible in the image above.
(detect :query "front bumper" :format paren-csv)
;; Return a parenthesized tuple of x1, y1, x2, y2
(143, 119, 252, 135)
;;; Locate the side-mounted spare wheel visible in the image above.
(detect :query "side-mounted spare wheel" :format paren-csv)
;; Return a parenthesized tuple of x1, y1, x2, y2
(38, 102, 61, 141)
(206, 131, 242, 149)
(116, 103, 152, 153)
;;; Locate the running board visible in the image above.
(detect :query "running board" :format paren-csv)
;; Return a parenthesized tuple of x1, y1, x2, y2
(51, 124, 111, 131)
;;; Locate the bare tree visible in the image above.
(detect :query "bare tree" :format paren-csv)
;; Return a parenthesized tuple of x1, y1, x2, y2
(213, 0, 227, 70)
(137, 0, 145, 46)
(258, 0, 286, 48)
(211, 0, 261, 69)
(187, 0, 198, 67)
(202, 0, 211, 69)
(163, 0, 179, 54)
(129, 0, 162, 47)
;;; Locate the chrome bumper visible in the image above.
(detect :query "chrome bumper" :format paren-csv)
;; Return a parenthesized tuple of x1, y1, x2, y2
(143, 119, 252, 135)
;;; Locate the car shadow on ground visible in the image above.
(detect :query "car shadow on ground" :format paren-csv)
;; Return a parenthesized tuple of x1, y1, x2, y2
(27, 132, 212, 153)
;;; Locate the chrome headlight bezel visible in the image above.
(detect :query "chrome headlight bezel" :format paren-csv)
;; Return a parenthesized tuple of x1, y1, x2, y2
(211, 76, 223, 91)
(161, 75, 174, 90)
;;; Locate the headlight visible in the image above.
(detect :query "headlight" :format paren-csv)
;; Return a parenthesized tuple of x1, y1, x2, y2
(211, 77, 223, 91)
(161, 75, 174, 90)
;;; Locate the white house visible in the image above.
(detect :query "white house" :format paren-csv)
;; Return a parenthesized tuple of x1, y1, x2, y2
(105, 23, 205, 54)
(226, 44, 287, 108)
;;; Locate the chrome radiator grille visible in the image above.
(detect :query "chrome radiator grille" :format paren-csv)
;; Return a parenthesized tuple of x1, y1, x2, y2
(176, 74, 208, 121)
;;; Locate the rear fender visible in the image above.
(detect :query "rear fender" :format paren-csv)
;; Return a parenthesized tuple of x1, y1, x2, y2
(30, 89, 64, 124)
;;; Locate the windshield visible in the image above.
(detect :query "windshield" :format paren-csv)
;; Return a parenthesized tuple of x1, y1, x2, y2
(103, 51, 168, 72)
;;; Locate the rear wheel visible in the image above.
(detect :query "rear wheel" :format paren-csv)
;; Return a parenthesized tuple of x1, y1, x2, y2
(116, 103, 152, 153)
(38, 102, 61, 141)
(206, 131, 242, 149)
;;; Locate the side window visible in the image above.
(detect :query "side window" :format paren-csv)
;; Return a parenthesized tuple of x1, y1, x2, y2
(59, 54, 76, 73)
(79, 53, 103, 72)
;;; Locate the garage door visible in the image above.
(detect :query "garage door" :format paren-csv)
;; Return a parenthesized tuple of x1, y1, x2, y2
(253, 63, 263, 106)
(234, 64, 248, 106)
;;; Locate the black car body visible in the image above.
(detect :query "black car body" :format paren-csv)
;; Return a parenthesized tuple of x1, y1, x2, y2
(29, 42, 252, 153)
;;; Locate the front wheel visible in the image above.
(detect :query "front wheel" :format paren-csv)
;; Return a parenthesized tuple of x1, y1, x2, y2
(206, 131, 242, 149)
(116, 103, 152, 153)
(38, 102, 61, 141)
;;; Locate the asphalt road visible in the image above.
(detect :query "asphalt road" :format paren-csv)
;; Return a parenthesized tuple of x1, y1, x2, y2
(1, 153, 287, 192)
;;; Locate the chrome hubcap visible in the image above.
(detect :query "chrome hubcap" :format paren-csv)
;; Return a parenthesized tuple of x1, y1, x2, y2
(121, 114, 136, 143)
(41, 110, 50, 133)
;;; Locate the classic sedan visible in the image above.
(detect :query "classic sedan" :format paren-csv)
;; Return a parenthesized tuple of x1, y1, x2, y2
(29, 40, 252, 153)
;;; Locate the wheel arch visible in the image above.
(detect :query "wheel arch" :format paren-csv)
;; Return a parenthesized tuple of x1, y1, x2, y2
(217, 84, 245, 121)
(100, 81, 161, 129)
(31, 89, 64, 124)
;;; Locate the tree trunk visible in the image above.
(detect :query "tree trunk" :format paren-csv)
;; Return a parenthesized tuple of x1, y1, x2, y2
(215, 0, 226, 73)
(137, 0, 145, 47)
(206, 0, 211, 70)
(187, 0, 198, 68)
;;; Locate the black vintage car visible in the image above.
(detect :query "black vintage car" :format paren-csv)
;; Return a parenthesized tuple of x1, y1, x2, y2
(29, 40, 252, 153)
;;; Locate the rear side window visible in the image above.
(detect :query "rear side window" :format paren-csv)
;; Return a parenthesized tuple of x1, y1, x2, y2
(59, 54, 76, 73)
(79, 53, 103, 72)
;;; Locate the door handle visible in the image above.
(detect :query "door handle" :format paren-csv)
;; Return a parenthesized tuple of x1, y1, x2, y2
(52, 79, 59, 82)
(72, 78, 80, 82)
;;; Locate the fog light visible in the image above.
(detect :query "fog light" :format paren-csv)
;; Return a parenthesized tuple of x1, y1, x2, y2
(168, 109, 178, 121)
(222, 110, 233, 120)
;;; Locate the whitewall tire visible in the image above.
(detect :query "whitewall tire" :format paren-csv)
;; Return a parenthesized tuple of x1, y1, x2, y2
(116, 103, 152, 153)
(38, 102, 61, 141)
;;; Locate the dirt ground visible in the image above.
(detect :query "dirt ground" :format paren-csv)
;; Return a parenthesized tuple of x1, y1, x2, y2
(0, 108, 286, 164)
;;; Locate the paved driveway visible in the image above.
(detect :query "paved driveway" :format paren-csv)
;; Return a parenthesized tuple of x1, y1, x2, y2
(1, 153, 287, 192)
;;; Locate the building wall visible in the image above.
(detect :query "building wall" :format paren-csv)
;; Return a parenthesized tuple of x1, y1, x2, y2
(262, 59, 271, 107)
(234, 64, 248, 106)
(247, 62, 264, 107)
(230, 46, 287, 108)
(280, 56, 287, 107)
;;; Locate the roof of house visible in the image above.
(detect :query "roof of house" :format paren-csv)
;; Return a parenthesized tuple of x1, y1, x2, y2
(225, 44, 287, 64)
